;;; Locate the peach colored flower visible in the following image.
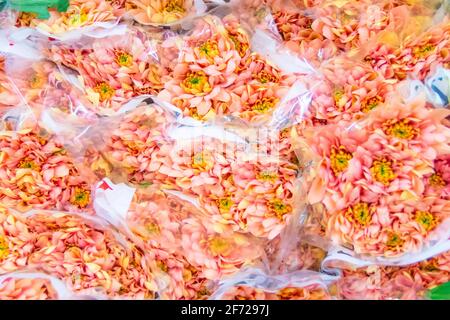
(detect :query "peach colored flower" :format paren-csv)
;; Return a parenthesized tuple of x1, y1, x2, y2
(425, 155, 450, 200)
(96, 103, 175, 183)
(157, 16, 247, 120)
(364, 16, 450, 81)
(220, 284, 330, 300)
(326, 195, 450, 258)
(0, 277, 58, 300)
(0, 207, 158, 299)
(273, 9, 339, 65)
(364, 96, 450, 162)
(125, 0, 195, 25)
(0, 128, 95, 212)
(49, 31, 165, 114)
(143, 246, 213, 300)
(399, 21, 450, 80)
(337, 250, 450, 299)
(311, 2, 390, 53)
(15, 0, 123, 36)
(180, 217, 264, 280)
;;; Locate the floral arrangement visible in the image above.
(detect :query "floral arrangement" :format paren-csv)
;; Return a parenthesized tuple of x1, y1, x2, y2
(0, 0, 449, 300)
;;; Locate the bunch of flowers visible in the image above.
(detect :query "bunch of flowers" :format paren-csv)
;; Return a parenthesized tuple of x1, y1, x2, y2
(0, 126, 95, 212)
(0, 206, 159, 299)
(48, 31, 167, 114)
(336, 249, 450, 300)
(14, 0, 124, 36)
(157, 14, 299, 123)
(302, 95, 450, 258)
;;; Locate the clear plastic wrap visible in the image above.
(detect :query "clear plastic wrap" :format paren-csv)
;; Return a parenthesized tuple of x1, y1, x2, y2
(333, 249, 450, 300)
(71, 99, 305, 240)
(0, 205, 160, 299)
(0, 271, 108, 300)
(299, 90, 450, 265)
(45, 27, 168, 115)
(210, 267, 338, 300)
(0, 123, 97, 213)
(124, 0, 208, 26)
(153, 11, 315, 126)
(93, 180, 267, 299)
(0, 0, 449, 302)
(358, 1, 449, 81)
(9, 0, 126, 41)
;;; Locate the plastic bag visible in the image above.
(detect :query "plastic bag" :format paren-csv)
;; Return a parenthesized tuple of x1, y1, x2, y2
(92, 178, 266, 299)
(45, 27, 168, 115)
(0, 271, 108, 300)
(210, 267, 338, 300)
(0, 123, 97, 213)
(75, 99, 304, 240)
(298, 91, 450, 264)
(0, 205, 159, 299)
(333, 249, 450, 300)
(9, 0, 126, 41)
(124, 0, 208, 27)
(154, 12, 314, 126)
(359, 3, 449, 81)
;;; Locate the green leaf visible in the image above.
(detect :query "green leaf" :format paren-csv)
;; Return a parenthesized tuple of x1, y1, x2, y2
(9, 0, 69, 20)
(428, 282, 450, 300)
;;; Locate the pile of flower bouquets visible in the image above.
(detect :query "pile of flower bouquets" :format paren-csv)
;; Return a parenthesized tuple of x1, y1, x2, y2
(0, 0, 449, 300)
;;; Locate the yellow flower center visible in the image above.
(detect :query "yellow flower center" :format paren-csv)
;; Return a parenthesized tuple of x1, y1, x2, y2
(383, 119, 418, 140)
(346, 202, 372, 227)
(145, 222, 160, 235)
(18, 158, 40, 171)
(330, 146, 352, 176)
(252, 97, 278, 113)
(413, 44, 436, 59)
(421, 259, 439, 272)
(370, 158, 396, 185)
(163, 0, 185, 13)
(229, 34, 249, 58)
(0, 236, 9, 260)
(386, 232, 404, 249)
(191, 151, 214, 171)
(217, 197, 233, 214)
(115, 51, 133, 67)
(68, 11, 88, 27)
(30, 73, 45, 89)
(208, 237, 231, 256)
(429, 173, 445, 187)
(415, 211, 438, 232)
(277, 287, 304, 300)
(94, 82, 115, 102)
(198, 40, 219, 60)
(362, 96, 383, 113)
(196, 287, 210, 299)
(181, 71, 212, 95)
(333, 88, 345, 107)
(268, 199, 292, 220)
(256, 170, 279, 183)
(70, 187, 91, 208)
(157, 261, 168, 273)
(254, 70, 278, 84)
(16, 12, 36, 26)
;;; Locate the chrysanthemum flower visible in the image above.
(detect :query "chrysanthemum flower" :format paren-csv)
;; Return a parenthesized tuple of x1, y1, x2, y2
(337, 249, 450, 299)
(125, 0, 195, 25)
(0, 128, 95, 212)
(0, 207, 158, 299)
(0, 277, 59, 300)
(49, 32, 166, 114)
(15, 0, 123, 36)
